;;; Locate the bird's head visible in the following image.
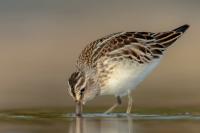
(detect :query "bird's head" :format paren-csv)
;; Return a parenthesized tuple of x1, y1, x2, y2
(67, 70, 98, 115)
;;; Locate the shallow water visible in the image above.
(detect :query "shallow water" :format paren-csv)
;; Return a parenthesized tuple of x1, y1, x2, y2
(0, 111, 200, 133)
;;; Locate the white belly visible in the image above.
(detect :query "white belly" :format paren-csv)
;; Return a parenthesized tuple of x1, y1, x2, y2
(100, 60, 160, 97)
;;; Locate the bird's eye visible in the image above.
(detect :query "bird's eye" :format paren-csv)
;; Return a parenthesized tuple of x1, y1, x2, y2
(80, 88, 85, 95)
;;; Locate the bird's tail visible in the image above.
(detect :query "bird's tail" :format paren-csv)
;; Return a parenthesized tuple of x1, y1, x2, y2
(172, 24, 190, 33)
(154, 24, 190, 48)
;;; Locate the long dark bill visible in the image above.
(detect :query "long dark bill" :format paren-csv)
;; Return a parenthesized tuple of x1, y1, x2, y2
(76, 101, 83, 117)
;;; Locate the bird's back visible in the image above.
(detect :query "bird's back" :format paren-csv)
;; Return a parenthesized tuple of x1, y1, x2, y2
(77, 24, 189, 70)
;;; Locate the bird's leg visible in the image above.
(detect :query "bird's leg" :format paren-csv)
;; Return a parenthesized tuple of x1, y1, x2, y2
(104, 96, 122, 114)
(126, 91, 133, 114)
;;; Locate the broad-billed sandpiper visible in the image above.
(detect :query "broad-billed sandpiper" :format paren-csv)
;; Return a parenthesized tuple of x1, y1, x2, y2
(67, 24, 189, 116)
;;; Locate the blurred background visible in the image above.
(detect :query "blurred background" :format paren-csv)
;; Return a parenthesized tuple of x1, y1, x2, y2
(0, 0, 199, 110)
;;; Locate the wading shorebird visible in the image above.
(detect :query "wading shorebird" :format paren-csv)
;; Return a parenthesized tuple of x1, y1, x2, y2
(67, 24, 189, 116)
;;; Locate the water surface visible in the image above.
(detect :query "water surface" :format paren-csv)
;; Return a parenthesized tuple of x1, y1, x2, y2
(0, 110, 200, 133)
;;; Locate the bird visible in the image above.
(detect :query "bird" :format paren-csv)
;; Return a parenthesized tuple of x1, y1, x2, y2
(67, 24, 189, 116)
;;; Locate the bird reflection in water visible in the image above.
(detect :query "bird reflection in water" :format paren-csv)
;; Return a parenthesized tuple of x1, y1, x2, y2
(75, 117, 83, 133)
(69, 115, 134, 133)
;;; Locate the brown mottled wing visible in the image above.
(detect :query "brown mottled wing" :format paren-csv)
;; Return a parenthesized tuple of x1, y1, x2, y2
(77, 32, 125, 68)
(77, 24, 189, 67)
(107, 24, 189, 64)
(106, 24, 189, 64)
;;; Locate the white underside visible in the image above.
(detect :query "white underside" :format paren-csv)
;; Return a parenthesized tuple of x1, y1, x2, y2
(100, 59, 161, 97)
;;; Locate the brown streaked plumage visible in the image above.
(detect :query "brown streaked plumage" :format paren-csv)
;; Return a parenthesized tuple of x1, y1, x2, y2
(68, 24, 190, 116)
